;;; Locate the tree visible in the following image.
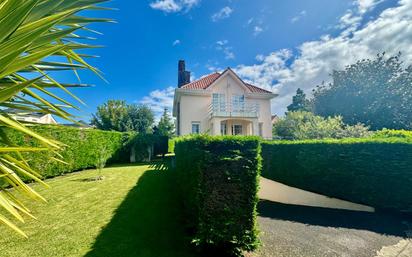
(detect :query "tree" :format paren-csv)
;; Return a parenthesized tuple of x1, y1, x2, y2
(155, 108, 175, 137)
(312, 53, 412, 130)
(92, 101, 155, 134)
(287, 88, 312, 113)
(273, 111, 371, 140)
(124, 104, 155, 134)
(91, 100, 128, 132)
(0, 0, 110, 236)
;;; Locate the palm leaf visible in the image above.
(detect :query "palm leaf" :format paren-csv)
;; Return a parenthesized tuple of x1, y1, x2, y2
(0, 0, 111, 236)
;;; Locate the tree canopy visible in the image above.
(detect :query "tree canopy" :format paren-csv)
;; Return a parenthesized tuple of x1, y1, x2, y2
(92, 100, 154, 133)
(154, 108, 175, 137)
(287, 88, 312, 113)
(312, 53, 412, 130)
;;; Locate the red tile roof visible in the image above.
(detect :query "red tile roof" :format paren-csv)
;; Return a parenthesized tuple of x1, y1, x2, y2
(181, 70, 273, 94)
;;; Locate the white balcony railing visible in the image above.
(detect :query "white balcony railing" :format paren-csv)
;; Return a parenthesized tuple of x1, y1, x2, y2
(209, 102, 259, 118)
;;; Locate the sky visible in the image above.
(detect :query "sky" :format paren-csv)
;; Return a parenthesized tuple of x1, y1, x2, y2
(52, 0, 412, 122)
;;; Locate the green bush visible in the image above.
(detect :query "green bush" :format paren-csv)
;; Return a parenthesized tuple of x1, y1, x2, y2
(4, 125, 125, 179)
(261, 138, 412, 211)
(168, 138, 176, 153)
(175, 135, 261, 254)
(4, 125, 166, 181)
(273, 111, 372, 140)
(372, 129, 412, 139)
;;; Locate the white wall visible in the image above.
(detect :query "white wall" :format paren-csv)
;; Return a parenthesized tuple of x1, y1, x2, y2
(179, 94, 211, 135)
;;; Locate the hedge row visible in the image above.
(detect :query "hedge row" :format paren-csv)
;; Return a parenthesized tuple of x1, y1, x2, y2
(4, 125, 168, 180)
(261, 138, 412, 212)
(175, 136, 261, 254)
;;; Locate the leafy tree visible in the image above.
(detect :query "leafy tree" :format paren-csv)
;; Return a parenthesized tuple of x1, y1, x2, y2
(154, 108, 175, 137)
(0, 0, 110, 236)
(91, 100, 128, 132)
(287, 88, 312, 113)
(273, 111, 371, 140)
(312, 53, 412, 130)
(92, 101, 155, 134)
(124, 104, 155, 134)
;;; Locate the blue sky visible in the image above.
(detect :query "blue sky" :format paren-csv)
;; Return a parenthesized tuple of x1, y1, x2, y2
(53, 0, 411, 122)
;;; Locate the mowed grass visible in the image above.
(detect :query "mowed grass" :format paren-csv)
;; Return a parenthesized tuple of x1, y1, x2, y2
(0, 162, 196, 257)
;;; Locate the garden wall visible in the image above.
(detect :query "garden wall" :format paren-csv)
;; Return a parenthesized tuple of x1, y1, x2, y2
(261, 138, 412, 212)
(175, 135, 261, 254)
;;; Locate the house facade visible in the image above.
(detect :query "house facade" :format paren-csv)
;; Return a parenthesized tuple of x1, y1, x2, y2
(5, 109, 57, 124)
(173, 61, 277, 139)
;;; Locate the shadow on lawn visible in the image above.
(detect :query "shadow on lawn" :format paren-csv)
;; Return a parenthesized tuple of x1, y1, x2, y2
(258, 200, 410, 237)
(84, 160, 196, 257)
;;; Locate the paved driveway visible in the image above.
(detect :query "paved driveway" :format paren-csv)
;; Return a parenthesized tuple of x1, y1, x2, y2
(251, 178, 412, 257)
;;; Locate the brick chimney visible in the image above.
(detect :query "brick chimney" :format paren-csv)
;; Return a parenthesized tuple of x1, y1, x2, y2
(177, 60, 191, 88)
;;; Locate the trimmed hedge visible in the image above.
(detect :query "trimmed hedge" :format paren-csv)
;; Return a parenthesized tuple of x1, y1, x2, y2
(4, 125, 168, 180)
(373, 129, 412, 139)
(175, 135, 261, 254)
(261, 138, 412, 212)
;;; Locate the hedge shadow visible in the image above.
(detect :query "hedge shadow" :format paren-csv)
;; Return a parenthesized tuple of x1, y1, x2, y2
(84, 162, 196, 257)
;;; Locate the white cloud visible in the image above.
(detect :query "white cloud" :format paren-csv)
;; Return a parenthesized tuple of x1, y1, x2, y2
(211, 6, 233, 22)
(172, 39, 181, 46)
(291, 10, 307, 23)
(358, 0, 384, 14)
(235, 0, 412, 115)
(216, 40, 235, 60)
(253, 26, 263, 36)
(150, 0, 200, 13)
(140, 87, 175, 120)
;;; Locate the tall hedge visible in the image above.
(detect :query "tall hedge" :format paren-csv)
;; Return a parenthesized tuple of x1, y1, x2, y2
(175, 135, 261, 254)
(261, 138, 412, 212)
(4, 125, 168, 180)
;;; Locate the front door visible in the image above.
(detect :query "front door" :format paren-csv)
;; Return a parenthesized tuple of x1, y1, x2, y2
(232, 124, 243, 135)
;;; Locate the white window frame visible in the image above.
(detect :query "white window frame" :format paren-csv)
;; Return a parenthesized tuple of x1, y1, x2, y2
(191, 122, 200, 134)
(221, 122, 227, 135)
(232, 124, 243, 135)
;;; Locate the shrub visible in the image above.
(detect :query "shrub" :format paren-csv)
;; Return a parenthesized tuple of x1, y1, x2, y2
(372, 129, 412, 139)
(261, 138, 412, 211)
(4, 125, 125, 179)
(168, 138, 176, 153)
(175, 135, 261, 255)
(273, 111, 372, 140)
(4, 125, 167, 181)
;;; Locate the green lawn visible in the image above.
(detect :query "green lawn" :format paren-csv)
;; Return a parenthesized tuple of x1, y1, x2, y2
(0, 162, 196, 257)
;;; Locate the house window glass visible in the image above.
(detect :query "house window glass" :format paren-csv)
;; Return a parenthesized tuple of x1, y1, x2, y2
(232, 124, 243, 135)
(191, 122, 200, 134)
(212, 93, 226, 112)
(232, 95, 245, 112)
(221, 122, 227, 135)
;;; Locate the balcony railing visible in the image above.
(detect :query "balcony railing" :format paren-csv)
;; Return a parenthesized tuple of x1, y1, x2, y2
(209, 102, 259, 118)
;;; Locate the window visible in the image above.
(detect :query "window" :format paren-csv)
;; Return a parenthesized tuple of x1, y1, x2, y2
(232, 124, 243, 135)
(191, 122, 200, 134)
(221, 122, 227, 135)
(212, 93, 226, 112)
(232, 95, 245, 112)
(258, 123, 263, 137)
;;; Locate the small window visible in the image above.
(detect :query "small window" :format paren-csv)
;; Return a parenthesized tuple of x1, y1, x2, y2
(191, 122, 200, 134)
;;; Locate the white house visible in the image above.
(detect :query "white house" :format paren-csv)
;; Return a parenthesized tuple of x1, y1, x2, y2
(5, 109, 58, 125)
(173, 61, 277, 139)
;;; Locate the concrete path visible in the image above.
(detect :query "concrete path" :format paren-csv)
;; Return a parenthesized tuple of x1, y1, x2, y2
(259, 177, 374, 212)
(252, 178, 411, 257)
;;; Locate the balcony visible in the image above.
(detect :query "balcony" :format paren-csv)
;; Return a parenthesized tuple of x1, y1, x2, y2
(209, 102, 259, 118)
